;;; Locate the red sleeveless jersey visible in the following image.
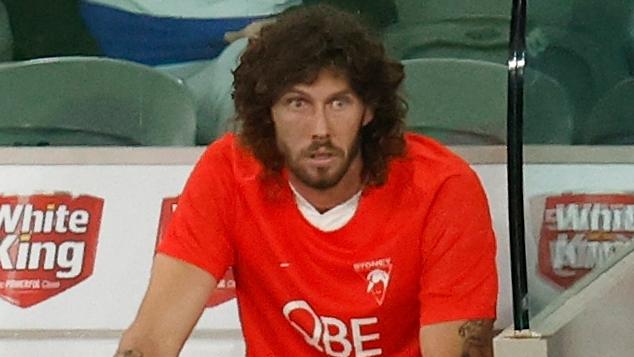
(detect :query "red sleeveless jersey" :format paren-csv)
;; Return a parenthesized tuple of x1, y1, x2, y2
(158, 133, 497, 356)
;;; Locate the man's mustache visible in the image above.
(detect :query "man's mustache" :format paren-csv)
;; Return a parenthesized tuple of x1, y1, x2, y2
(303, 140, 344, 156)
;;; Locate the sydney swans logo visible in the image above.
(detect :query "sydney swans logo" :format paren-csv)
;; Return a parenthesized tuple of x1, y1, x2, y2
(353, 258, 392, 306)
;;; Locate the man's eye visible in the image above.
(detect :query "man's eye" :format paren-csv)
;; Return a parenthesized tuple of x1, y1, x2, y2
(331, 98, 349, 110)
(287, 98, 305, 108)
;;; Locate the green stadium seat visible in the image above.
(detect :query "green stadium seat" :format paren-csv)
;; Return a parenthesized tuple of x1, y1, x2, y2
(570, 0, 634, 75)
(402, 58, 507, 144)
(527, 0, 575, 27)
(394, 0, 510, 26)
(385, 0, 511, 63)
(0, 56, 196, 146)
(526, 27, 630, 132)
(575, 78, 634, 144)
(523, 68, 575, 144)
(402, 58, 574, 145)
(383, 20, 509, 64)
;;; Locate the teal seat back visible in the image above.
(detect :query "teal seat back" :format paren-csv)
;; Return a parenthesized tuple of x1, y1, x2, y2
(383, 20, 509, 64)
(523, 68, 575, 144)
(575, 78, 634, 144)
(0, 56, 196, 146)
(527, 0, 574, 26)
(402, 58, 574, 145)
(402, 58, 507, 145)
(387, 0, 510, 64)
(394, 0, 510, 25)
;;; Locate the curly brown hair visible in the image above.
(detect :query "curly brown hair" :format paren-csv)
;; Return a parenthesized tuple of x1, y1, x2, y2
(233, 4, 406, 186)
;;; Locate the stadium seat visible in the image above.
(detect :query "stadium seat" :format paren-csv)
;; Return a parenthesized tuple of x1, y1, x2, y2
(0, 0, 12, 61)
(526, 21, 631, 138)
(402, 58, 507, 145)
(394, 0, 510, 26)
(383, 20, 509, 64)
(527, 0, 574, 27)
(386, 0, 510, 64)
(402, 58, 574, 145)
(575, 78, 634, 144)
(523, 68, 575, 144)
(570, 0, 634, 76)
(0, 56, 196, 146)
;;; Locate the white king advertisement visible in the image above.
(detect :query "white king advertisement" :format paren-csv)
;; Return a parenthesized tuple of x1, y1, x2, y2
(537, 193, 634, 289)
(0, 193, 104, 308)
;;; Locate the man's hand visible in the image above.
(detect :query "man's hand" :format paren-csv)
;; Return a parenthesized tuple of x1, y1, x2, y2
(224, 18, 276, 43)
(420, 319, 494, 357)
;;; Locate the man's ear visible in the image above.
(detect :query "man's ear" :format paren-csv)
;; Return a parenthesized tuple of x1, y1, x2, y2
(362, 107, 374, 126)
(269, 107, 278, 124)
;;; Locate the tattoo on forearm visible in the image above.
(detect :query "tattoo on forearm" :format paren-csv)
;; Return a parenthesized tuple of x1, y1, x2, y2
(458, 320, 493, 357)
(113, 350, 143, 357)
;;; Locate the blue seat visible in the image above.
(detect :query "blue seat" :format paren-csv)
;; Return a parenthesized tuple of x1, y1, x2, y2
(0, 56, 197, 146)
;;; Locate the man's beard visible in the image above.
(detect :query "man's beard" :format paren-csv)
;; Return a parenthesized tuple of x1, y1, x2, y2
(284, 135, 362, 190)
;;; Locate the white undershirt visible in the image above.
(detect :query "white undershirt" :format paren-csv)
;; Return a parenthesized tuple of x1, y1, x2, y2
(289, 182, 362, 232)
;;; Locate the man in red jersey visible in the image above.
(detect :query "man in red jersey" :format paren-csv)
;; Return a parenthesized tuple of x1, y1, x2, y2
(116, 5, 497, 357)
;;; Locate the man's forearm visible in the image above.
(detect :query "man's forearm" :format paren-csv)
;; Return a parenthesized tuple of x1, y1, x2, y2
(458, 320, 494, 357)
(420, 319, 494, 357)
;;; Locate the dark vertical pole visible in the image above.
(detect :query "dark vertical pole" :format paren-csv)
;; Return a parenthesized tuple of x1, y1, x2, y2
(507, 0, 530, 330)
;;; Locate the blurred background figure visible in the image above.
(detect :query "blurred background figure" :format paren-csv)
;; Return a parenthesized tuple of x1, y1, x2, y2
(303, 0, 397, 30)
(79, 0, 398, 144)
(78, 0, 300, 144)
(79, 0, 300, 66)
(2, 0, 399, 145)
(3, 0, 101, 60)
(80, 0, 396, 66)
(0, 0, 12, 61)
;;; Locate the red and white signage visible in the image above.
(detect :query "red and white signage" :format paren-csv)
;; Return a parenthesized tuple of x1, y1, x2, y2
(157, 196, 237, 308)
(0, 193, 104, 308)
(538, 193, 634, 288)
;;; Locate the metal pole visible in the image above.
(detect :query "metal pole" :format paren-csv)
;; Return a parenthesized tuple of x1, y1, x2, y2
(507, 0, 530, 331)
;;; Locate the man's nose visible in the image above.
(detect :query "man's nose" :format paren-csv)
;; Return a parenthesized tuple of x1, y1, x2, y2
(311, 106, 330, 139)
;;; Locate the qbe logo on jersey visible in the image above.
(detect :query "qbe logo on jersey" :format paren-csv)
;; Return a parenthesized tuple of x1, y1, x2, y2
(0, 193, 104, 308)
(538, 193, 634, 288)
(157, 196, 236, 308)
